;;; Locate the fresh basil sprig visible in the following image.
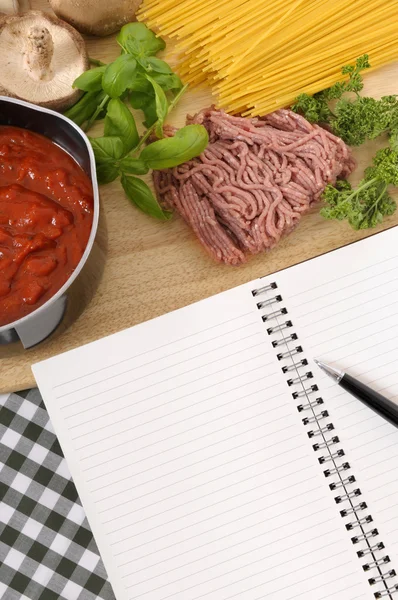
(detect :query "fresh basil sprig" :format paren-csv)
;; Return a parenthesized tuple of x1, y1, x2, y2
(121, 174, 171, 221)
(65, 90, 108, 126)
(117, 22, 165, 57)
(90, 136, 125, 162)
(73, 66, 106, 92)
(146, 75, 168, 137)
(89, 120, 209, 215)
(64, 22, 208, 221)
(102, 55, 137, 99)
(140, 125, 209, 169)
(119, 157, 149, 175)
(96, 163, 120, 185)
(104, 98, 139, 153)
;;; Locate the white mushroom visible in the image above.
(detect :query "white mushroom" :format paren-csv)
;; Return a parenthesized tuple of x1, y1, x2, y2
(0, 10, 89, 111)
(48, 0, 142, 37)
(0, 0, 30, 15)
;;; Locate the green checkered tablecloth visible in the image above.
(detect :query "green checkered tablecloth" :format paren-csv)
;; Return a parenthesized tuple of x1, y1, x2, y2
(0, 390, 116, 600)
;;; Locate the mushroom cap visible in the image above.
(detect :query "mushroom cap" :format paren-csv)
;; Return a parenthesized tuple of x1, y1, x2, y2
(49, 0, 142, 37)
(0, 10, 89, 111)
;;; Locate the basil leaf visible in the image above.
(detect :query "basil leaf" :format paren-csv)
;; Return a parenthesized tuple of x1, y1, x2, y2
(121, 175, 171, 220)
(104, 98, 139, 153)
(90, 136, 124, 162)
(146, 57, 173, 74)
(103, 55, 137, 99)
(65, 90, 106, 126)
(96, 99, 111, 121)
(96, 163, 119, 185)
(128, 73, 152, 94)
(120, 38, 140, 56)
(130, 92, 158, 128)
(73, 66, 106, 92)
(130, 91, 153, 110)
(136, 56, 150, 71)
(119, 157, 149, 175)
(143, 100, 158, 128)
(151, 72, 183, 91)
(146, 75, 168, 137)
(117, 23, 165, 57)
(139, 125, 208, 169)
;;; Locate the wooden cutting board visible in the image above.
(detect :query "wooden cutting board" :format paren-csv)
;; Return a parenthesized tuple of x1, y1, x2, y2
(2, 0, 398, 392)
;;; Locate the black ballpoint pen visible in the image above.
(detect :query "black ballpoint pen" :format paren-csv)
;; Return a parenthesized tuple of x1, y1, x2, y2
(314, 359, 398, 429)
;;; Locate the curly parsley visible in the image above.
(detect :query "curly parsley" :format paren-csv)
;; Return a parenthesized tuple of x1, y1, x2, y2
(292, 55, 372, 133)
(292, 55, 398, 230)
(321, 148, 398, 229)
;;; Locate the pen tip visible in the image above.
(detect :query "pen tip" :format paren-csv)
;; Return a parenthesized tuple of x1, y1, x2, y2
(313, 359, 344, 382)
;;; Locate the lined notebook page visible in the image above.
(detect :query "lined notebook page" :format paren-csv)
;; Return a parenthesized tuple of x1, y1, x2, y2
(33, 281, 368, 600)
(275, 225, 398, 582)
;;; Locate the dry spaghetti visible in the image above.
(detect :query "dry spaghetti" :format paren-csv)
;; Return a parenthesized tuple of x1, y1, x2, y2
(137, 0, 398, 117)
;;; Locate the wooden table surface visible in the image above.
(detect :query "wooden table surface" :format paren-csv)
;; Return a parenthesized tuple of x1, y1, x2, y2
(1, 0, 398, 392)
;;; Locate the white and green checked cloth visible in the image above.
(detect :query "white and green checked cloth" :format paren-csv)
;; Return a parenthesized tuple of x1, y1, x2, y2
(0, 390, 116, 600)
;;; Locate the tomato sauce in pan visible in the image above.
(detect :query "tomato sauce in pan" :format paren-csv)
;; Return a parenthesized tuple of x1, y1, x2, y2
(0, 126, 94, 327)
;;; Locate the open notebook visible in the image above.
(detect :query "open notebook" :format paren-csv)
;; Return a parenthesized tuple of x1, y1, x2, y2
(33, 226, 398, 600)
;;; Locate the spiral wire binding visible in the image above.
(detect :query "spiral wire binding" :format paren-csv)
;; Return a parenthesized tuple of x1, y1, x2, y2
(252, 281, 398, 599)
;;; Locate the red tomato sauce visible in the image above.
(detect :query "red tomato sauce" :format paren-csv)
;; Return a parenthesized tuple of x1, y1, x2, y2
(0, 126, 94, 327)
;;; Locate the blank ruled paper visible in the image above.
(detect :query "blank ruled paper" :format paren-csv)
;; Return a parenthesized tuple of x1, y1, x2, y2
(275, 225, 398, 588)
(33, 279, 370, 600)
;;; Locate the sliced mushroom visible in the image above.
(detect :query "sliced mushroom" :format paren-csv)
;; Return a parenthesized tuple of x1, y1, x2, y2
(0, 10, 89, 111)
(0, 0, 30, 15)
(48, 0, 142, 37)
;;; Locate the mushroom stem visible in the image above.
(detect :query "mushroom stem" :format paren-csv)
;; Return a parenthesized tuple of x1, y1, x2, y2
(23, 26, 54, 81)
(0, 0, 19, 14)
(0, 0, 30, 15)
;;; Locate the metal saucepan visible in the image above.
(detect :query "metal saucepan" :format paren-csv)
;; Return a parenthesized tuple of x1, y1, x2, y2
(0, 96, 106, 350)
